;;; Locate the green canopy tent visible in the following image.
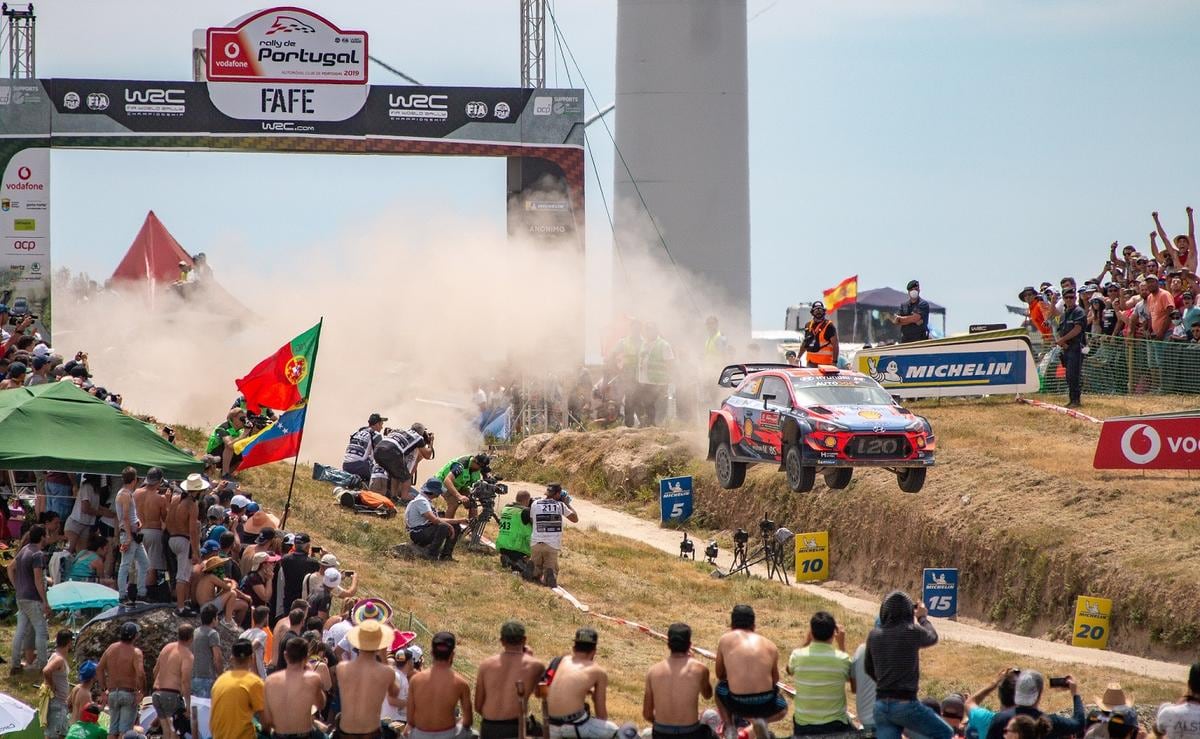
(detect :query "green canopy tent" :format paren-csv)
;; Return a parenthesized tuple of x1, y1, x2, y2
(0, 382, 202, 478)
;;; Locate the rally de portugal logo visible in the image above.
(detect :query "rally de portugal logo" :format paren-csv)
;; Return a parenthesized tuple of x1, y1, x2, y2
(285, 355, 309, 385)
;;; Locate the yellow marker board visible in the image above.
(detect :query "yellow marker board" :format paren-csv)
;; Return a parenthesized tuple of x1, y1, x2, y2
(1071, 596, 1112, 649)
(794, 531, 829, 583)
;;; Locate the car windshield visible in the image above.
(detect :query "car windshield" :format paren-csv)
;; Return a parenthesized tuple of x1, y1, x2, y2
(790, 379, 893, 406)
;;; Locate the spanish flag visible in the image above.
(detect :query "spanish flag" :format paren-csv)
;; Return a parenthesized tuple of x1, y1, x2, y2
(822, 275, 858, 312)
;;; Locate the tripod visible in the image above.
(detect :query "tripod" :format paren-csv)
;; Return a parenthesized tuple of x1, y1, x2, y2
(716, 518, 791, 585)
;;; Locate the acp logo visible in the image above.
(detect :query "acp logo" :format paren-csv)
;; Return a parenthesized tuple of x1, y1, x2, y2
(266, 15, 316, 34)
(1119, 423, 1161, 465)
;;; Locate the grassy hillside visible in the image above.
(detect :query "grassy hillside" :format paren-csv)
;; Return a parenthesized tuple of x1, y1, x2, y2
(498, 395, 1200, 660)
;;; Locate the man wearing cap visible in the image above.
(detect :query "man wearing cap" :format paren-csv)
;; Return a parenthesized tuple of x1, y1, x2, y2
(406, 479, 469, 561)
(96, 622, 145, 738)
(65, 703, 107, 739)
(210, 639, 265, 739)
(275, 532, 320, 619)
(545, 627, 617, 739)
(383, 646, 419, 733)
(1019, 287, 1054, 340)
(1155, 662, 1200, 739)
(133, 468, 170, 594)
(893, 281, 931, 343)
(475, 621, 546, 739)
(239, 527, 279, 576)
(0, 361, 27, 389)
(643, 623, 714, 739)
(303, 552, 358, 602)
(242, 552, 280, 611)
(714, 605, 788, 739)
(437, 453, 492, 518)
(787, 611, 854, 736)
(529, 484, 579, 588)
(1055, 289, 1087, 408)
(263, 636, 326, 739)
(337, 620, 402, 738)
(344, 413, 387, 482)
(938, 695, 966, 737)
(25, 354, 53, 386)
(409, 631, 473, 739)
(308, 567, 347, 620)
(166, 474, 206, 615)
(984, 670, 1084, 739)
(70, 660, 99, 724)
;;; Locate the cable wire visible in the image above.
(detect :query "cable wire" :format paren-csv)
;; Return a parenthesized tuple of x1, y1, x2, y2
(368, 55, 422, 85)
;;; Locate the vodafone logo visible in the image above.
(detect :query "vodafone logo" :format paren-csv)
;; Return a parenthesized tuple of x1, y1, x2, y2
(224, 41, 240, 58)
(1119, 423, 1161, 465)
(17, 167, 31, 180)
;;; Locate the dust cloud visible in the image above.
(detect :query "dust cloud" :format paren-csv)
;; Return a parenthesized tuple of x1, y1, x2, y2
(55, 204, 743, 468)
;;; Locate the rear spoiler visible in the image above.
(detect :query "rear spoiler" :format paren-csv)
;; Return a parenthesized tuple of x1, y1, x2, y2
(717, 363, 794, 388)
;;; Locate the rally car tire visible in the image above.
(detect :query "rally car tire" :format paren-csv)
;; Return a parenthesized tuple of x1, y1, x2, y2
(823, 468, 853, 490)
(784, 444, 815, 493)
(713, 430, 746, 489)
(897, 467, 926, 494)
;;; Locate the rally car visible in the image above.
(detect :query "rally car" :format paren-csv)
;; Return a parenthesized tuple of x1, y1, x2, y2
(707, 363, 935, 493)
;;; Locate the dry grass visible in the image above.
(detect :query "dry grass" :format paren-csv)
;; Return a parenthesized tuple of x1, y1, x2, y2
(500, 396, 1200, 660)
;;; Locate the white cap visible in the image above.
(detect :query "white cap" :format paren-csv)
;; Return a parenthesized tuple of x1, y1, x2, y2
(320, 553, 339, 568)
(229, 494, 252, 510)
(33, 344, 53, 358)
(322, 567, 342, 588)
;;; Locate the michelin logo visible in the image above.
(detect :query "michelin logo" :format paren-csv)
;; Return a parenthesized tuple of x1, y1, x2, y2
(867, 357, 902, 383)
(869, 356, 1013, 383)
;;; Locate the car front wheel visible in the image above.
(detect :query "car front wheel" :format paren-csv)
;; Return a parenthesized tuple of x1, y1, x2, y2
(897, 467, 926, 493)
(785, 444, 815, 493)
(713, 429, 747, 489)
(823, 467, 853, 490)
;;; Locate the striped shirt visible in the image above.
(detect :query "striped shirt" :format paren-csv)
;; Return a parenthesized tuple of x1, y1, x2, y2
(788, 642, 852, 726)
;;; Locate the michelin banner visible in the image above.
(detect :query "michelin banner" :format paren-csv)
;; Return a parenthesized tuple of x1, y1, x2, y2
(855, 335, 1038, 398)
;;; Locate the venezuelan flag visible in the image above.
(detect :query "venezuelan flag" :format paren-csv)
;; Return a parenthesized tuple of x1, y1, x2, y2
(236, 322, 321, 413)
(232, 404, 308, 470)
(822, 275, 858, 312)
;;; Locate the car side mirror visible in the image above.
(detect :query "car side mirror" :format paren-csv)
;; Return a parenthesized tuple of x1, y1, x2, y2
(762, 393, 776, 409)
(891, 394, 902, 405)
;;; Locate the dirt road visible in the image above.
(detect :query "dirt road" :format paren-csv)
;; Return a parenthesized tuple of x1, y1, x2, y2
(566, 496, 1189, 682)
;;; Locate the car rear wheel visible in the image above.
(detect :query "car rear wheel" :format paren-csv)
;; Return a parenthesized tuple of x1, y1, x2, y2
(784, 444, 815, 493)
(713, 428, 746, 489)
(823, 468, 853, 490)
(897, 467, 926, 493)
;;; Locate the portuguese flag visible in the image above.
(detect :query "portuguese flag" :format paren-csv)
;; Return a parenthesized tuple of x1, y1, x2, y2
(236, 322, 322, 413)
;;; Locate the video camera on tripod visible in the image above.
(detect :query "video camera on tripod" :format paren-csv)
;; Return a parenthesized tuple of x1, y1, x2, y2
(464, 474, 509, 547)
(715, 513, 793, 585)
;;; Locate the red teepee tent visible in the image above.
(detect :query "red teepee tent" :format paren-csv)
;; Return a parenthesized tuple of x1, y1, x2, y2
(111, 211, 192, 289)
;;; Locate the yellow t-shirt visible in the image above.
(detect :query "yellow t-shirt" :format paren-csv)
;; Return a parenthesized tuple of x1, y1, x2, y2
(209, 669, 264, 739)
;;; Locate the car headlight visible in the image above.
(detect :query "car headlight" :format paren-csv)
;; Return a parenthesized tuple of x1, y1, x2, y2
(906, 419, 925, 432)
(816, 421, 846, 433)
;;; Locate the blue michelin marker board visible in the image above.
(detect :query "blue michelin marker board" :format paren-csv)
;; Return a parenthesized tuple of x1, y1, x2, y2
(922, 568, 959, 618)
(659, 476, 693, 523)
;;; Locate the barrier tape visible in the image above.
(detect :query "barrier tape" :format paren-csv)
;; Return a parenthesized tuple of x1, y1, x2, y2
(1017, 397, 1101, 424)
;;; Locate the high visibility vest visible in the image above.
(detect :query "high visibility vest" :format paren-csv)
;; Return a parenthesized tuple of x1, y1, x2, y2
(437, 455, 481, 493)
(803, 320, 835, 365)
(645, 338, 671, 385)
(618, 336, 641, 376)
(704, 332, 725, 359)
(495, 503, 532, 556)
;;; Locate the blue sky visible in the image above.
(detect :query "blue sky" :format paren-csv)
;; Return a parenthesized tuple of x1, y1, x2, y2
(38, 0, 1200, 333)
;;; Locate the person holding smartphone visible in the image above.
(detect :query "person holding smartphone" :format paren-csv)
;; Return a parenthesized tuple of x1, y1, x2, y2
(984, 671, 1085, 739)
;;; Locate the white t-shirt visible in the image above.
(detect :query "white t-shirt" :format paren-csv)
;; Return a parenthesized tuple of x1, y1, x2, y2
(380, 668, 410, 722)
(530, 498, 571, 550)
(325, 620, 353, 653)
(240, 627, 269, 679)
(68, 480, 100, 527)
(405, 495, 435, 531)
(851, 644, 875, 727)
(1156, 701, 1200, 739)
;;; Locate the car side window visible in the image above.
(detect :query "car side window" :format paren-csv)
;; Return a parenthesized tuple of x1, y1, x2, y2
(735, 377, 763, 399)
(760, 376, 791, 407)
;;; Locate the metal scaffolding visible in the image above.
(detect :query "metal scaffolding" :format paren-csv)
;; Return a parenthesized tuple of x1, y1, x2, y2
(1, 3, 35, 79)
(519, 0, 545, 88)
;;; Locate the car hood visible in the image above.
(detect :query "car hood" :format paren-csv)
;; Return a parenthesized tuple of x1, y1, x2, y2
(812, 405, 915, 431)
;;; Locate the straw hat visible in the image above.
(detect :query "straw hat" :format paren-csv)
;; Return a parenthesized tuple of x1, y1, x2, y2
(1096, 683, 1130, 711)
(347, 620, 395, 652)
(181, 474, 210, 492)
(202, 555, 230, 573)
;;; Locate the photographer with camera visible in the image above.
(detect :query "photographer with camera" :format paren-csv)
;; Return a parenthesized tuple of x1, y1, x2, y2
(343, 412, 387, 482)
(528, 483, 578, 588)
(495, 490, 534, 576)
(438, 452, 490, 519)
(406, 478, 469, 561)
(374, 423, 435, 502)
(206, 409, 249, 480)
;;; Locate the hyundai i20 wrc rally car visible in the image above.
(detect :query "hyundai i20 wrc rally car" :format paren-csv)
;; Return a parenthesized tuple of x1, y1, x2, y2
(707, 363, 936, 493)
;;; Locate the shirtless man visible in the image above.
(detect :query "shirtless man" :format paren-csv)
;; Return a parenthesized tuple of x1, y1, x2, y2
(165, 475, 203, 615)
(335, 620, 400, 738)
(69, 660, 99, 723)
(644, 623, 715, 739)
(270, 599, 309, 669)
(134, 468, 170, 592)
(192, 554, 250, 627)
(152, 623, 194, 739)
(544, 628, 618, 739)
(475, 621, 545, 739)
(42, 629, 75, 739)
(714, 605, 788, 739)
(96, 622, 145, 738)
(263, 637, 326, 739)
(409, 632, 473, 739)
